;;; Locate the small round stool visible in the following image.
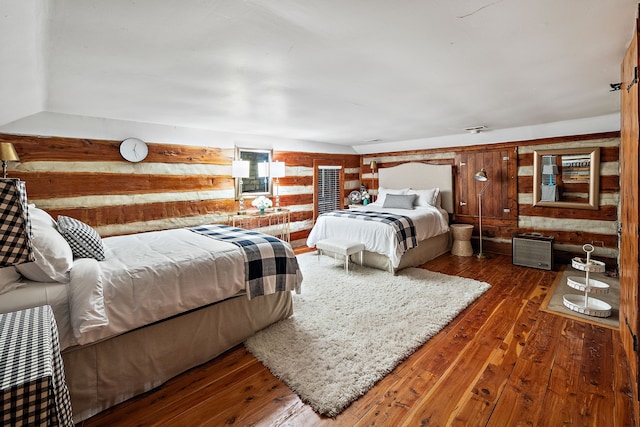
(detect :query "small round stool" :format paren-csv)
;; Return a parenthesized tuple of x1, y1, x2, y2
(450, 224, 474, 257)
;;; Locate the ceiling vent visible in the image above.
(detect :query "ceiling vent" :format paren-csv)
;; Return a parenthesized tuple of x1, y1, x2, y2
(464, 125, 487, 134)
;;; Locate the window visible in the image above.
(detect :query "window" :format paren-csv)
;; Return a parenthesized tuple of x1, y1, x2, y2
(315, 165, 343, 219)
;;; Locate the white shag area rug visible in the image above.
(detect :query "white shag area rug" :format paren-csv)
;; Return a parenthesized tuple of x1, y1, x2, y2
(244, 253, 491, 417)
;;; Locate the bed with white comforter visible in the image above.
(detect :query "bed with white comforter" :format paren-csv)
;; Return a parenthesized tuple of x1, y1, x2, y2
(307, 204, 449, 269)
(307, 162, 454, 272)
(0, 206, 302, 422)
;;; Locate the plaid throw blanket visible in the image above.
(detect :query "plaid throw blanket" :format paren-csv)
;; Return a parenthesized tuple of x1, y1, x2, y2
(321, 210, 418, 253)
(189, 224, 302, 300)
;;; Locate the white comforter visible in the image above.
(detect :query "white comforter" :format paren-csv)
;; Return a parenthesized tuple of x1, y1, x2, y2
(1, 227, 299, 350)
(69, 228, 246, 346)
(306, 205, 449, 268)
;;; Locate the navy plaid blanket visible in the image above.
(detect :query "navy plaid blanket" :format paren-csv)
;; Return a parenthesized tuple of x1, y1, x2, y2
(321, 210, 418, 253)
(189, 224, 302, 300)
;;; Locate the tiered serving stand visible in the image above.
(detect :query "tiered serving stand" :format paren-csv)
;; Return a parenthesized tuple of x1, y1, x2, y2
(562, 244, 612, 318)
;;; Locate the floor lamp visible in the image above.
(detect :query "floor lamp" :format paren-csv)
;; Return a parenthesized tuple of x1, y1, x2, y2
(474, 168, 490, 259)
(232, 160, 250, 213)
(270, 161, 285, 211)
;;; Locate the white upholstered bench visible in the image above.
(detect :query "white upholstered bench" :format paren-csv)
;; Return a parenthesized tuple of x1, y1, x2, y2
(315, 239, 365, 273)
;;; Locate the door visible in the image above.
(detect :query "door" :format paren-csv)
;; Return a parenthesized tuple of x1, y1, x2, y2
(619, 6, 640, 418)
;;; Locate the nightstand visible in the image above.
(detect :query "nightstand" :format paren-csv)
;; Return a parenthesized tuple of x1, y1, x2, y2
(229, 208, 291, 242)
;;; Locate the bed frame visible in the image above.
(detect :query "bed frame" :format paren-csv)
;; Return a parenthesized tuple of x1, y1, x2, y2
(63, 291, 293, 422)
(360, 162, 454, 272)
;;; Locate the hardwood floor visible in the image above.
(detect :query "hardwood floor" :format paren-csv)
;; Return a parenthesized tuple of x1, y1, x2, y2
(81, 253, 635, 426)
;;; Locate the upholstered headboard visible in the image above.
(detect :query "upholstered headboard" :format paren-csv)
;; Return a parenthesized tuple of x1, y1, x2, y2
(378, 162, 454, 214)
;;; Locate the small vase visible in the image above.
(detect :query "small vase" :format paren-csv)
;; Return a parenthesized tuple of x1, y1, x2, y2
(259, 207, 265, 214)
(363, 199, 368, 206)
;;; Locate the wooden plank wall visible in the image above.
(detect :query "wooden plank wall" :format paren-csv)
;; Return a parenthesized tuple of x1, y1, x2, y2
(363, 132, 620, 265)
(0, 134, 361, 246)
(1, 131, 620, 264)
(517, 134, 620, 264)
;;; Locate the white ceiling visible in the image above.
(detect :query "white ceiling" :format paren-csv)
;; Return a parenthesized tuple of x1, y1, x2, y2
(0, 0, 636, 152)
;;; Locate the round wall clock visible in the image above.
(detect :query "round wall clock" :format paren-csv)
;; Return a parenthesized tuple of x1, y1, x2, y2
(119, 138, 148, 162)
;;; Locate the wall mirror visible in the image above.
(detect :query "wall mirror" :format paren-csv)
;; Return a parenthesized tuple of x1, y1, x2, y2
(532, 147, 600, 210)
(235, 147, 272, 198)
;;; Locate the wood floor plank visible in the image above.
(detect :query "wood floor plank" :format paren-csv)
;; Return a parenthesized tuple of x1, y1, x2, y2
(452, 298, 541, 425)
(573, 324, 616, 425)
(537, 319, 585, 426)
(612, 327, 636, 427)
(81, 254, 636, 426)
(398, 296, 528, 426)
(485, 312, 566, 426)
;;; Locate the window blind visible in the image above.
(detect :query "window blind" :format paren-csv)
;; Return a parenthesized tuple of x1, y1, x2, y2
(317, 166, 342, 215)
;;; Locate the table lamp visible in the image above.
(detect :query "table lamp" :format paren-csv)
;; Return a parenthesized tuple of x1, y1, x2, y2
(232, 160, 250, 213)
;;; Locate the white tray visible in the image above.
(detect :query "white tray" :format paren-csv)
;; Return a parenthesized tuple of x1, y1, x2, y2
(571, 257, 606, 273)
(566, 276, 610, 294)
(562, 294, 612, 318)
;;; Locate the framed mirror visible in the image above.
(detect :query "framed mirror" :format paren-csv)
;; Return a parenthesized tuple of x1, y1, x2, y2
(235, 147, 272, 199)
(532, 147, 600, 210)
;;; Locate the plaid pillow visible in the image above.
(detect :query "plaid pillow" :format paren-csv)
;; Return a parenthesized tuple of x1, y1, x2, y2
(57, 216, 105, 261)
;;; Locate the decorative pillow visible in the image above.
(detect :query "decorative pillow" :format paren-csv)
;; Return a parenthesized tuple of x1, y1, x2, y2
(408, 188, 440, 207)
(28, 204, 57, 226)
(16, 207, 74, 282)
(57, 216, 105, 261)
(372, 187, 409, 206)
(0, 266, 23, 295)
(382, 194, 416, 210)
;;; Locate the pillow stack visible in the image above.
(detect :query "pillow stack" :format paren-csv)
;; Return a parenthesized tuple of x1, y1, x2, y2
(13, 206, 105, 284)
(373, 187, 441, 209)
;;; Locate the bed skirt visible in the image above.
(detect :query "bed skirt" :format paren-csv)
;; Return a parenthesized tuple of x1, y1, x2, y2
(63, 291, 293, 423)
(358, 231, 451, 273)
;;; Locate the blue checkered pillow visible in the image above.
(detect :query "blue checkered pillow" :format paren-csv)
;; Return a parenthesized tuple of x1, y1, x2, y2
(57, 216, 105, 261)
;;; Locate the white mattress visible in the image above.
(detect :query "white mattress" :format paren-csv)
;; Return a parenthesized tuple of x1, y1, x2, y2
(306, 205, 449, 268)
(0, 280, 74, 350)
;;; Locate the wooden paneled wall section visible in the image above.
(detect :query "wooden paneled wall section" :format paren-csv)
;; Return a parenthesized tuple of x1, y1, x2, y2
(365, 131, 620, 268)
(0, 131, 620, 267)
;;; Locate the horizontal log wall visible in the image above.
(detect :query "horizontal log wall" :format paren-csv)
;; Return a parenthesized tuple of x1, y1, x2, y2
(517, 134, 620, 263)
(1, 131, 620, 263)
(0, 134, 361, 247)
(363, 131, 620, 266)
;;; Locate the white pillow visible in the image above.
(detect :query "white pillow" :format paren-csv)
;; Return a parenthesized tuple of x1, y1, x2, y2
(28, 204, 57, 226)
(16, 207, 74, 283)
(0, 267, 23, 295)
(372, 187, 409, 206)
(408, 188, 440, 207)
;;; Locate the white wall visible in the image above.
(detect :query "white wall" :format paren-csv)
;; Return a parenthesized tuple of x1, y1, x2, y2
(0, 0, 47, 126)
